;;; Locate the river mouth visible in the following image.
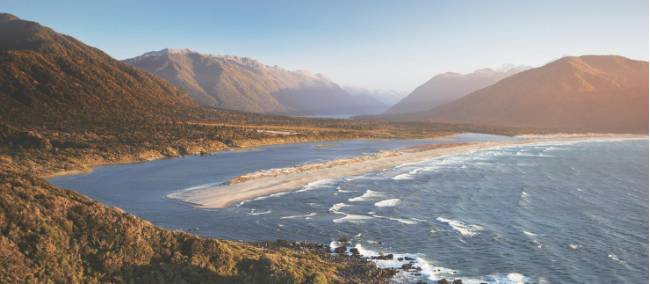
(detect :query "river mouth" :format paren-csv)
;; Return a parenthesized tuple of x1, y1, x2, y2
(50, 134, 648, 283)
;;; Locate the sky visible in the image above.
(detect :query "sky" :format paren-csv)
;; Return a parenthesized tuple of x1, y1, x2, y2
(4, 0, 648, 92)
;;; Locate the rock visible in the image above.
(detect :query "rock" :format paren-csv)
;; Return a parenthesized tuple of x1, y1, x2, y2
(452, 280, 463, 284)
(334, 246, 347, 254)
(401, 263, 413, 270)
(404, 256, 415, 261)
(437, 279, 449, 284)
(371, 254, 393, 260)
(398, 257, 404, 261)
(349, 248, 360, 255)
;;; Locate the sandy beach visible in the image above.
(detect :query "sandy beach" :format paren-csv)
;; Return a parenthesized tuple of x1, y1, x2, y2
(169, 134, 647, 209)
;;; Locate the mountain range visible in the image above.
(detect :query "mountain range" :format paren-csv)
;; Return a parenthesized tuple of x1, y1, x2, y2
(385, 66, 528, 114)
(388, 55, 648, 133)
(0, 10, 648, 283)
(124, 49, 387, 115)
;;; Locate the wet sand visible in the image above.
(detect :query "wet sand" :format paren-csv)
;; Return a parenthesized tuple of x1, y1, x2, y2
(169, 134, 646, 209)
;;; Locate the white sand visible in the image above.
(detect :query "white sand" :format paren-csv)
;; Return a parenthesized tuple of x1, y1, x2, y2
(169, 134, 646, 209)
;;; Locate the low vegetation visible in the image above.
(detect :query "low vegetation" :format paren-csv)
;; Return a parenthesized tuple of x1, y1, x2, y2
(0, 162, 397, 283)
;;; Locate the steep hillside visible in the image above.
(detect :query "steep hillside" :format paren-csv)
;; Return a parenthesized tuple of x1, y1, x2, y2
(386, 66, 527, 114)
(402, 55, 649, 133)
(125, 49, 387, 115)
(0, 14, 199, 128)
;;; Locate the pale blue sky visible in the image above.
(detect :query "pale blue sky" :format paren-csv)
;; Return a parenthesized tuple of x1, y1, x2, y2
(4, 0, 648, 91)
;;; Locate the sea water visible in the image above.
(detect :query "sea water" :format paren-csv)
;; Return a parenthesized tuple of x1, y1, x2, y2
(50, 134, 648, 283)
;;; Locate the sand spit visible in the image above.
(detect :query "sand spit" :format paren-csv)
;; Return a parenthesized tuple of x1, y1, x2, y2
(169, 134, 646, 209)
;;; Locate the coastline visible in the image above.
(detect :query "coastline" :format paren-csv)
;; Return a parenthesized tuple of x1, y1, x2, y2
(170, 133, 647, 209)
(42, 134, 452, 179)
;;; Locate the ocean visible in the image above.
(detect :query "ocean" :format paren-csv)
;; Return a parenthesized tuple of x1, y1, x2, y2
(50, 134, 648, 283)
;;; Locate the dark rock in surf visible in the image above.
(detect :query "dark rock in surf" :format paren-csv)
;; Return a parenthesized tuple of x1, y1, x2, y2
(371, 254, 394, 260)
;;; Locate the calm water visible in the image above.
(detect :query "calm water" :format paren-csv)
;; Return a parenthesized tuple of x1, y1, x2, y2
(51, 134, 648, 283)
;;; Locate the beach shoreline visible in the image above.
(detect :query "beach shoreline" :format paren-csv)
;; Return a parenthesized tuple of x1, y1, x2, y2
(169, 133, 647, 209)
(42, 134, 455, 179)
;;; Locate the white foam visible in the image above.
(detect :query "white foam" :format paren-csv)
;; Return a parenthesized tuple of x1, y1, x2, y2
(519, 191, 530, 206)
(329, 240, 344, 250)
(383, 137, 647, 183)
(237, 191, 289, 206)
(392, 173, 414, 180)
(333, 214, 373, 223)
(391, 162, 446, 180)
(523, 230, 543, 249)
(296, 179, 335, 192)
(374, 198, 401, 207)
(608, 253, 625, 264)
(329, 202, 373, 224)
(336, 186, 352, 193)
(248, 209, 272, 216)
(348, 190, 383, 202)
(280, 212, 316, 219)
(343, 175, 368, 181)
(350, 244, 458, 282)
(436, 217, 484, 237)
(523, 230, 536, 236)
(507, 273, 527, 284)
(338, 243, 531, 283)
(166, 181, 223, 199)
(328, 202, 349, 213)
(417, 257, 457, 282)
(372, 214, 419, 225)
(569, 243, 579, 250)
(255, 191, 289, 201)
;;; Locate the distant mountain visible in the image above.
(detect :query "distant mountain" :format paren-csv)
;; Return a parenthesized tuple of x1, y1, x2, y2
(344, 87, 406, 106)
(396, 55, 649, 133)
(125, 49, 387, 115)
(385, 66, 528, 114)
(0, 14, 199, 128)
